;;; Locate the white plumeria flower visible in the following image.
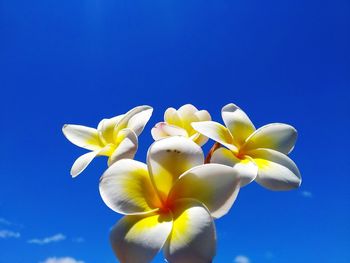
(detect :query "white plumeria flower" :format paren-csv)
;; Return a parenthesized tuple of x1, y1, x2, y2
(192, 103, 301, 191)
(99, 137, 241, 263)
(62, 106, 153, 177)
(151, 104, 211, 146)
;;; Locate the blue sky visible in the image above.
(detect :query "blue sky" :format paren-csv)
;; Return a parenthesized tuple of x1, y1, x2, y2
(0, 0, 349, 262)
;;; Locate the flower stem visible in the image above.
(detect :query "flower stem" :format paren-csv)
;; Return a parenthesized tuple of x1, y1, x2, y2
(205, 142, 221, 164)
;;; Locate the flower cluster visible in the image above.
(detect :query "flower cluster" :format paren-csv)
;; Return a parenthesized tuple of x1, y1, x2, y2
(63, 103, 301, 263)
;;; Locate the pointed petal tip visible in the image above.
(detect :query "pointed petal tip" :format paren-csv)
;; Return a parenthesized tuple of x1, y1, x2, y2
(70, 165, 83, 178)
(70, 171, 80, 178)
(62, 124, 70, 134)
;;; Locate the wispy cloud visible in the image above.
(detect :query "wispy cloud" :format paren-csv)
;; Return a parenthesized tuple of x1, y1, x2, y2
(40, 257, 84, 263)
(0, 217, 23, 228)
(0, 218, 12, 226)
(265, 251, 275, 260)
(28, 233, 66, 245)
(301, 190, 313, 198)
(234, 255, 250, 263)
(0, 229, 21, 239)
(72, 237, 85, 243)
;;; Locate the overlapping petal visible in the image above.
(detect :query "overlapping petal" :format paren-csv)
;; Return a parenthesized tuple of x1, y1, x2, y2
(110, 213, 173, 263)
(108, 129, 138, 166)
(62, 125, 103, 151)
(70, 144, 114, 177)
(177, 104, 199, 119)
(248, 148, 301, 190)
(221, 103, 255, 147)
(168, 164, 240, 218)
(157, 105, 211, 146)
(211, 148, 258, 187)
(151, 123, 188, 140)
(164, 107, 183, 127)
(99, 159, 162, 215)
(98, 115, 125, 144)
(194, 110, 211, 122)
(163, 199, 216, 263)
(192, 134, 209, 147)
(242, 123, 297, 154)
(191, 121, 237, 152)
(177, 104, 200, 132)
(147, 137, 204, 201)
(115, 106, 153, 137)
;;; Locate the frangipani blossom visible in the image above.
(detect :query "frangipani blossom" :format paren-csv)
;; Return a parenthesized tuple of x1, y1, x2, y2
(62, 106, 153, 177)
(192, 103, 301, 191)
(99, 137, 241, 263)
(151, 104, 211, 146)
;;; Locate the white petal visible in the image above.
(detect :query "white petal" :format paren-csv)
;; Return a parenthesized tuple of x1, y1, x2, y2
(193, 134, 209, 146)
(147, 137, 204, 201)
(191, 121, 237, 152)
(98, 115, 125, 144)
(151, 124, 168, 140)
(242, 123, 298, 154)
(108, 129, 138, 166)
(115, 106, 153, 136)
(177, 104, 201, 135)
(151, 123, 188, 141)
(248, 148, 301, 191)
(169, 164, 240, 218)
(192, 110, 211, 146)
(70, 151, 98, 178)
(164, 199, 216, 263)
(99, 159, 162, 215)
(211, 148, 258, 187)
(164, 107, 183, 127)
(194, 110, 212, 121)
(70, 144, 115, 177)
(62, 124, 103, 151)
(177, 104, 199, 119)
(110, 213, 173, 263)
(221, 103, 255, 147)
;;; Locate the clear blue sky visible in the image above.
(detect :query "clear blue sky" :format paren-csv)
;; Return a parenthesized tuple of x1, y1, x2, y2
(0, 0, 349, 262)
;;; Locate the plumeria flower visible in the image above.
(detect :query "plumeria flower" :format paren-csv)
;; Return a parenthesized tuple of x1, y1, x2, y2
(62, 106, 153, 177)
(99, 137, 240, 263)
(192, 103, 301, 191)
(151, 104, 211, 146)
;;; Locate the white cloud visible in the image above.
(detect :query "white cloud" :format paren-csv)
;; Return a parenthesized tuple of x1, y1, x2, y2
(301, 191, 313, 198)
(0, 217, 23, 228)
(40, 257, 84, 263)
(0, 218, 12, 226)
(234, 255, 250, 263)
(0, 229, 20, 239)
(72, 237, 85, 243)
(28, 233, 66, 245)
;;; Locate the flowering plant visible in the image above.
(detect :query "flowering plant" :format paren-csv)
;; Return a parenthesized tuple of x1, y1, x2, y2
(63, 103, 301, 263)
